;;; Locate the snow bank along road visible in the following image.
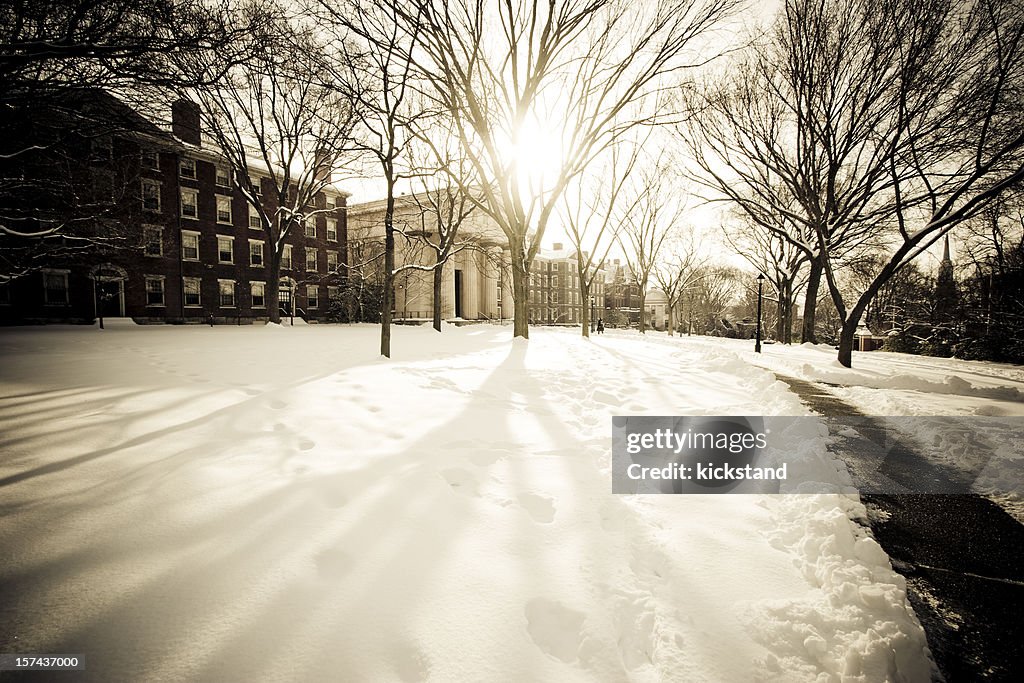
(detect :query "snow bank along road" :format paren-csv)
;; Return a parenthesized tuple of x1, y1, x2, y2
(0, 324, 933, 682)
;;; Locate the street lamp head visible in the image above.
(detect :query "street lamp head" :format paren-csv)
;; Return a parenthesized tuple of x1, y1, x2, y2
(757, 273, 765, 281)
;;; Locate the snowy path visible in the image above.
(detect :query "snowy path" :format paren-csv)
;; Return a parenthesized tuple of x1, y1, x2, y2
(0, 324, 932, 682)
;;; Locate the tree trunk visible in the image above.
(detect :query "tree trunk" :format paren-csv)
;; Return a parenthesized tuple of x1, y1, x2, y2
(510, 242, 530, 339)
(432, 260, 443, 332)
(837, 316, 857, 368)
(380, 191, 396, 358)
(667, 300, 675, 336)
(801, 258, 823, 343)
(267, 264, 281, 325)
(638, 289, 647, 333)
(580, 279, 590, 338)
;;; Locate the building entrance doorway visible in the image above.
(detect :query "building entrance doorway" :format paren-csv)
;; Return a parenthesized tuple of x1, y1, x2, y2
(454, 270, 463, 318)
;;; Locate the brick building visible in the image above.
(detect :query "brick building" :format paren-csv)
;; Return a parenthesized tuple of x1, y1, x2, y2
(0, 91, 349, 324)
(528, 243, 606, 325)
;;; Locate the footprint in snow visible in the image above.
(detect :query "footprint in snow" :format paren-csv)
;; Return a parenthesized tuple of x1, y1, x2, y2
(525, 598, 585, 663)
(298, 439, 315, 451)
(519, 493, 556, 523)
(268, 399, 288, 410)
(392, 643, 431, 683)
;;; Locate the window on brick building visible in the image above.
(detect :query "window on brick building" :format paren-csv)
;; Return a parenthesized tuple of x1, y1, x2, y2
(141, 179, 161, 212)
(143, 226, 163, 256)
(216, 196, 232, 224)
(42, 270, 69, 305)
(183, 277, 201, 307)
(216, 166, 231, 188)
(180, 157, 196, 179)
(304, 217, 316, 239)
(251, 282, 266, 308)
(219, 279, 235, 307)
(141, 148, 159, 170)
(326, 218, 338, 241)
(181, 188, 198, 219)
(327, 250, 338, 271)
(181, 231, 200, 261)
(249, 240, 264, 267)
(249, 206, 262, 229)
(145, 277, 165, 306)
(305, 247, 317, 271)
(282, 244, 292, 270)
(217, 236, 234, 264)
(306, 285, 319, 309)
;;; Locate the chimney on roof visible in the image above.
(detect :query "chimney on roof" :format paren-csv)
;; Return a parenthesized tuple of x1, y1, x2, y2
(172, 99, 201, 146)
(553, 242, 563, 251)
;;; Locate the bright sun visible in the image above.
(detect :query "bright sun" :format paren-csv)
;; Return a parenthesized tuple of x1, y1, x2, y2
(498, 115, 567, 198)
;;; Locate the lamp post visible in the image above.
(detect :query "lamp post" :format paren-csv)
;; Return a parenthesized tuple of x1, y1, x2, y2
(590, 296, 596, 332)
(755, 273, 765, 353)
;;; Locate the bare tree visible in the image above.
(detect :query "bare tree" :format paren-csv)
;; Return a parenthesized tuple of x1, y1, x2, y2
(561, 141, 644, 338)
(0, 0, 255, 280)
(724, 215, 808, 343)
(183, 7, 357, 324)
(404, 123, 483, 332)
(318, 0, 428, 357)
(684, 0, 1024, 366)
(390, 0, 738, 339)
(654, 229, 706, 336)
(818, 0, 1024, 366)
(620, 153, 681, 333)
(688, 263, 743, 334)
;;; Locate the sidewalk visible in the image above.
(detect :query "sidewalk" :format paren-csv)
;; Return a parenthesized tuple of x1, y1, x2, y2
(777, 374, 1024, 683)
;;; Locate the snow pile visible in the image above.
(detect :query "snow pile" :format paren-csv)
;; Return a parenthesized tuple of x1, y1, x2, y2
(748, 495, 935, 683)
(0, 324, 934, 682)
(797, 362, 1024, 403)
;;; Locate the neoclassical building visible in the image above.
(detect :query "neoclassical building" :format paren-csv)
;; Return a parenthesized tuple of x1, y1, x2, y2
(346, 195, 512, 322)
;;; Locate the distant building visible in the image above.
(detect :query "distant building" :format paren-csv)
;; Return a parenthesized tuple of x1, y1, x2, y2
(528, 243, 605, 325)
(0, 91, 349, 324)
(346, 194, 511, 322)
(602, 259, 642, 327)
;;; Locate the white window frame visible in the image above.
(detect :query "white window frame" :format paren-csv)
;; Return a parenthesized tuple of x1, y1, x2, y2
(218, 279, 236, 308)
(304, 217, 316, 239)
(306, 284, 319, 309)
(327, 250, 338, 271)
(249, 239, 264, 267)
(145, 275, 165, 307)
(181, 230, 200, 261)
(326, 217, 338, 242)
(215, 166, 231, 188)
(217, 235, 234, 264)
(251, 281, 266, 308)
(282, 244, 292, 270)
(305, 247, 317, 271)
(216, 195, 232, 224)
(42, 269, 69, 305)
(182, 277, 202, 307)
(179, 157, 197, 179)
(248, 206, 262, 230)
(180, 188, 198, 219)
(248, 175, 263, 196)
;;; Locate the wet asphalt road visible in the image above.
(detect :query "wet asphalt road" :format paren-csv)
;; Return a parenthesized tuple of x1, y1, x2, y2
(777, 375, 1024, 683)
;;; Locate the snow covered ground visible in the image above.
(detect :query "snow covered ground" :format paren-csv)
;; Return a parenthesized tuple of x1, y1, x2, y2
(0, 323, 933, 682)
(679, 335, 1024, 522)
